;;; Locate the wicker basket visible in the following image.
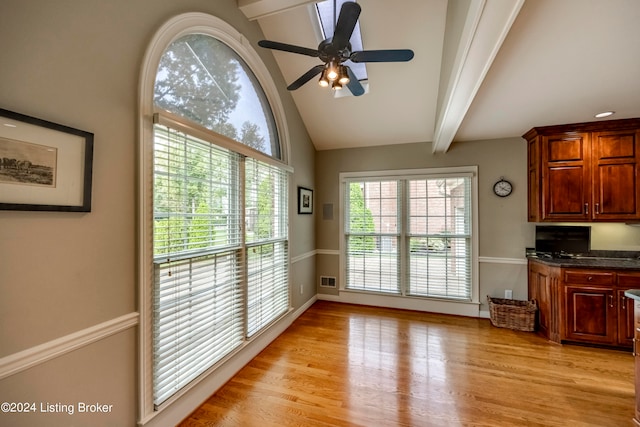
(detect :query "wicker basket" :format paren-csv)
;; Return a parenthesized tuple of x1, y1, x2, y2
(487, 296, 537, 332)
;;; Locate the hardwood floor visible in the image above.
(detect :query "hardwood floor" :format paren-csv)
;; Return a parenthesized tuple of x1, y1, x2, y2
(179, 300, 634, 427)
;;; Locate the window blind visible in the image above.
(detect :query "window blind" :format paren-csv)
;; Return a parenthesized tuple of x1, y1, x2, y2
(407, 176, 472, 300)
(245, 158, 289, 337)
(343, 173, 473, 300)
(153, 125, 242, 259)
(152, 125, 244, 407)
(153, 253, 243, 406)
(345, 180, 400, 293)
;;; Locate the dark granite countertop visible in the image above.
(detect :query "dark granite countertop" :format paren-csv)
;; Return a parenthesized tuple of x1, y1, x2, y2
(625, 289, 640, 301)
(527, 250, 640, 270)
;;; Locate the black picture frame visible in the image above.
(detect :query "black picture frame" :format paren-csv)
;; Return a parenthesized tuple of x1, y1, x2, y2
(298, 186, 313, 214)
(0, 108, 94, 212)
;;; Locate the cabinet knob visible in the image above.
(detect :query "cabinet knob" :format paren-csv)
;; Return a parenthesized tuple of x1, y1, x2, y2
(587, 276, 593, 281)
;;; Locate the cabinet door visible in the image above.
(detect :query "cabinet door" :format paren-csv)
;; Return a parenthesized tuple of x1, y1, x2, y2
(634, 301, 640, 424)
(564, 285, 616, 345)
(619, 273, 640, 348)
(617, 288, 635, 347)
(528, 138, 541, 222)
(592, 129, 640, 221)
(529, 262, 551, 339)
(541, 133, 590, 221)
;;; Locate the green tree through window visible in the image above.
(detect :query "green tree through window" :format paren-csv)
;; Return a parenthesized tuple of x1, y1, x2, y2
(348, 183, 376, 252)
(154, 34, 278, 156)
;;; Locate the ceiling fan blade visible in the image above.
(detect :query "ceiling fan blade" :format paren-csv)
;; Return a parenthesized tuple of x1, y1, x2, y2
(287, 65, 325, 91)
(350, 49, 415, 63)
(331, 1, 361, 51)
(258, 40, 319, 57)
(345, 66, 365, 96)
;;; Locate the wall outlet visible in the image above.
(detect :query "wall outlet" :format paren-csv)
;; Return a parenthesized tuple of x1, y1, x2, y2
(505, 289, 513, 299)
(299, 284, 304, 295)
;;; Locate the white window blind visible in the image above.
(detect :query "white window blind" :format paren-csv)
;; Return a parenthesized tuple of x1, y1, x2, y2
(245, 158, 289, 337)
(343, 173, 473, 301)
(153, 124, 242, 257)
(153, 253, 243, 406)
(152, 125, 244, 407)
(345, 180, 400, 293)
(407, 176, 472, 300)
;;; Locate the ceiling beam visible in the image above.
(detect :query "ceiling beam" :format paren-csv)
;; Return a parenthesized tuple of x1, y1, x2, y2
(432, 0, 524, 153)
(238, 0, 318, 21)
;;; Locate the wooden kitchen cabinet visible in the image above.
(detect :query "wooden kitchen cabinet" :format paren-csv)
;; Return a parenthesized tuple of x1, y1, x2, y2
(524, 118, 640, 222)
(528, 260, 637, 349)
(633, 299, 640, 426)
(620, 273, 640, 348)
(564, 284, 616, 345)
(541, 132, 590, 221)
(528, 259, 560, 342)
(563, 270, 616, 345)
(618, 288, 636, 347)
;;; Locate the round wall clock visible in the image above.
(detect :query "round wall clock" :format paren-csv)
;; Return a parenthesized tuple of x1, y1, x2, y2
(493, 178, 513, 197)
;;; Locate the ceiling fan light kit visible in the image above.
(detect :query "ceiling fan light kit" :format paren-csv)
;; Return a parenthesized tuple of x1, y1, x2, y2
(337, 65, 350, 85)
(257, 1, 414, 97)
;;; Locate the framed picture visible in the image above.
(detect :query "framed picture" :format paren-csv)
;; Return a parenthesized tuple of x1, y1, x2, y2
(0, 108, 94, 212)
(297, 186, 313, 214)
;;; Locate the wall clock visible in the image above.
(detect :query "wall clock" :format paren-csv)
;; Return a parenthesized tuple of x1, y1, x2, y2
(493, 178, 513, 197)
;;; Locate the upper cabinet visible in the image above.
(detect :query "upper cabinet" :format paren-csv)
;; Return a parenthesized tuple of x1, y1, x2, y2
(524, 119, 640, 222)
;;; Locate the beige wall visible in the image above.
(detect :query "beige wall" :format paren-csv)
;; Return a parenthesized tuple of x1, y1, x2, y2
(2, 1, 639, 425)
(314, 138, 640, 310)
(0, 1, 315, 426)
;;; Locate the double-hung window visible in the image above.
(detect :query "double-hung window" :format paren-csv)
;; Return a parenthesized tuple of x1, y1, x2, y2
(152, 125, 245, 406)
(140, 16, 291, 413)
(343, 168, 477, 302)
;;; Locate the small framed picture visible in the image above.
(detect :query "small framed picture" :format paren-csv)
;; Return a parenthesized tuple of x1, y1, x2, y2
(297, 186, 313, 214)
(0, 108, 94, 212)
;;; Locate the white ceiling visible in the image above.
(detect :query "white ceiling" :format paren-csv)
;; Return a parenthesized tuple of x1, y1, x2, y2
(239, 0, 640, 152)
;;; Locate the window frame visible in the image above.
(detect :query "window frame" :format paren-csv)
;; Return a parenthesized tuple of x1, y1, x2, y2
(138, 12, 292, 423)
(339, 167, 479, 305)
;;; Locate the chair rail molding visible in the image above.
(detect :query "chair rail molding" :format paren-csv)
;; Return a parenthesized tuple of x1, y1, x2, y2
(479, 256, 527, 265)
(0, 312, 139, 380)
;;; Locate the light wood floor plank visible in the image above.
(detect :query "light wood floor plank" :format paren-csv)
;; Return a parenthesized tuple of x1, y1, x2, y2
(179, 301, 634, 426)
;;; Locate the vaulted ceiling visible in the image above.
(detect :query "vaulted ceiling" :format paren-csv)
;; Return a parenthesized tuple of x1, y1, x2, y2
(239, 0, 640, 152)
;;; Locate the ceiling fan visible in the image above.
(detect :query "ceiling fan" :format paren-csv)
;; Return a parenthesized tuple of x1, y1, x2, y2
(258, 1, 414, 96)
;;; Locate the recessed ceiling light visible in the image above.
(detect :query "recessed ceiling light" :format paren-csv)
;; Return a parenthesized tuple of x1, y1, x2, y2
(594, 111, 614, 118)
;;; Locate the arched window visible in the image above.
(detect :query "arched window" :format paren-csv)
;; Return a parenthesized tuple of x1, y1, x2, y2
(138, 13, 291, 418)
(155, 33, 280, 158)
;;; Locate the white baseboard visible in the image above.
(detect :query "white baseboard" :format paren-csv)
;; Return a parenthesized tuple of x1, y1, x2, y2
(317, 292, 481, 317)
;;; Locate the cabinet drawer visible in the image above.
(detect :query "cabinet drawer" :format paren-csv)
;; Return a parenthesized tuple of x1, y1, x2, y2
(564, 270, 614, 285)
(619, 273, 640, 287)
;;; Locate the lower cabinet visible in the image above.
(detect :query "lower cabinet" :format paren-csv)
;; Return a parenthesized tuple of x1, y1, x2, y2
(564, 284, 616, 345)
(621, 274, 640, 348)
(633, 300, 640, 426)
(528, 260, 560, 342)
(528, 260, 639, 349)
